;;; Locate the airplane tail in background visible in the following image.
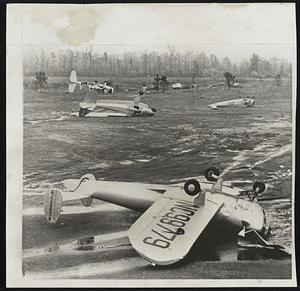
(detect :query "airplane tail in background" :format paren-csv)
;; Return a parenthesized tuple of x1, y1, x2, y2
(70, 70, 77, 83)
(69, 70, 78, 93)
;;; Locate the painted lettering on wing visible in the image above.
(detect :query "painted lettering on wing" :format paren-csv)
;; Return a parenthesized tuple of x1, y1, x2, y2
(143, 201, 199, 248)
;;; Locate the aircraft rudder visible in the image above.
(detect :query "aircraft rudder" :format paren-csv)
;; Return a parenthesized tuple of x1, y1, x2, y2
(43, 188, 63, 224)
(69, 70, 77, 83)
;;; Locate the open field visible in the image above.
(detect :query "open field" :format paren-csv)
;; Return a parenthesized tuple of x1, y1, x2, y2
(22, 77, 293, 280)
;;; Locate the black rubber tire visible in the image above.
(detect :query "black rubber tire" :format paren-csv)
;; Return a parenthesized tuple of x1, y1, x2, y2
(253, 181, 266, 195)
(204, 167, 220, 182)
(184, 179, 201, 196)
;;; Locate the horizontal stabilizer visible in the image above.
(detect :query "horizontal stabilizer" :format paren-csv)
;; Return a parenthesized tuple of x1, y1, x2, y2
(129, 192, 222, 265)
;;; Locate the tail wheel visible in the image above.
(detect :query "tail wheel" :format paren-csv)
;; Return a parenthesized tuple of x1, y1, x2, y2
(184, 179, 201, 196)
(253, 181, 266, 195)
(204, 167, 220, 182)
(81, 197, 93, 207)
(79, 174, 95, 206)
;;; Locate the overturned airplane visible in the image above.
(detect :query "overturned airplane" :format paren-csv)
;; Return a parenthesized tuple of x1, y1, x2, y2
(69, 70, 114, 94)
(207, 72, 242, 90)
(71, 96, 156, 118)
(209, 97, 255, 109)
(68, 71, 156, 117)
(43, 166, 283, 266)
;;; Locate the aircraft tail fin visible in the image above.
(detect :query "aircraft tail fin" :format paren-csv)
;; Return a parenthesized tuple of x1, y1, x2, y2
(43, 174, 96, 224)
(70, 70, 77, 83)
(43, 188, 63, 224)
(68, 70, 78, 93)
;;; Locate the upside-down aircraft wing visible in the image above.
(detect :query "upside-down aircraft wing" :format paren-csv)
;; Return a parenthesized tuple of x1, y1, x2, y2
(70, 111, 129, 117)
(128, 188, 223, 265)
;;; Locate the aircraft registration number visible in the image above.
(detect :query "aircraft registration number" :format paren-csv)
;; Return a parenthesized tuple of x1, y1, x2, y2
(142, 200, 200, 249)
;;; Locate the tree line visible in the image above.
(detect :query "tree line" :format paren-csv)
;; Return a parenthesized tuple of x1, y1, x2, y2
(23, 46, 292, 79)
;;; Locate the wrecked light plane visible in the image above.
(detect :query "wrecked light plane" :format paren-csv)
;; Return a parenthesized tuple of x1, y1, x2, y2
(68, 71, 156, 117)
(209, 97, 255, 109)
(43, 166, 282, 266)
(69, 70, 114, 94)
(172, 83, 183, 89)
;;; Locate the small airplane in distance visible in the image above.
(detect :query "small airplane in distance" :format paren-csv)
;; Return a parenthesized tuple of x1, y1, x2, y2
(68, 71, 156, 117)
(69, 70, 114, 94)
(207, 81, 242, 90)
(172, 82, 183, 89)
(43, 166, 282, 266)
(209, 97, 255, 109)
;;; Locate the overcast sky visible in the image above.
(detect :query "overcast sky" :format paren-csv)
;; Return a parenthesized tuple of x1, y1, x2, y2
(18, 3, 296, 62)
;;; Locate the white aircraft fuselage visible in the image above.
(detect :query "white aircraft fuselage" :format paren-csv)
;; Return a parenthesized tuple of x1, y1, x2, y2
(68, 71, 155, 117)
(43, 172, 271, 265)
(71, 100, 155, 117)
(95, 100, 155, 117)
(46, 177, 267, 235)
(209, 98, 255, 109)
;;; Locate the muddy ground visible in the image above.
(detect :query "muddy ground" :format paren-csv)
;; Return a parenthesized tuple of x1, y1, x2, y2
(22, 78, 293, 280)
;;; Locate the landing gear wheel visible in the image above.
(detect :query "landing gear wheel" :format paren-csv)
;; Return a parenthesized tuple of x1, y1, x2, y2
(253, 181, 266, 195)
(184, 179, 201, 196)
(204, 167, 220, 182)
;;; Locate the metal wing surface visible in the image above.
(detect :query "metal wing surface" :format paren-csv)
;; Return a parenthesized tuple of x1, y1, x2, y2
(128, 190, 223, 265)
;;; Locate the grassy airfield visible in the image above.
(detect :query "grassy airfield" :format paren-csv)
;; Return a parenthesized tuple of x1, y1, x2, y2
(22, 77, 293, 279)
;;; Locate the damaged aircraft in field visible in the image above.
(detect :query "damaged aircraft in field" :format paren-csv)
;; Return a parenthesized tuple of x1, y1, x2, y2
(69, 70, 114, 94)
(68, 71, 156, 117)
(43, 166, 286, 266)
(209, 97, 255, 109)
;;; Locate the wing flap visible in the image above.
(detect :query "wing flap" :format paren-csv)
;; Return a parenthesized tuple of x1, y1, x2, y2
(129, 193, 222, 265)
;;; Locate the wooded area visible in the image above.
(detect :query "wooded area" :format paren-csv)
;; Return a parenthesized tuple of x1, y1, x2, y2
(23, 46, 292, 79)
